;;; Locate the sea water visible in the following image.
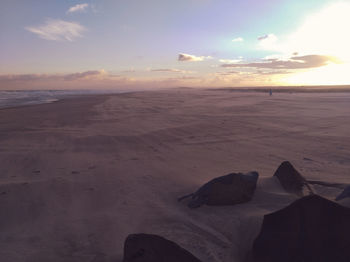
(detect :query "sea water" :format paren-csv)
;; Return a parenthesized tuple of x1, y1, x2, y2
(0, 90, 126, 109)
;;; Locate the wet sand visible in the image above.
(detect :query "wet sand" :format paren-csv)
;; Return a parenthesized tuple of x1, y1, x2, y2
(0, 88, 349, 262)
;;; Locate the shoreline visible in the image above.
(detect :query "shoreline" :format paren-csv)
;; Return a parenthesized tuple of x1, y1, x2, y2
(0, 89, 139, 110)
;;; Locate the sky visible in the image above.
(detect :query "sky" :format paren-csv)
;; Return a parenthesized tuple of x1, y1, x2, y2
(1, 0, 350, 90)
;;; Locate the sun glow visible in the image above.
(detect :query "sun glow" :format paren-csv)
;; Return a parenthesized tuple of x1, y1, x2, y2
(283, 63, 350, 86)
(271, 2, 350, 85)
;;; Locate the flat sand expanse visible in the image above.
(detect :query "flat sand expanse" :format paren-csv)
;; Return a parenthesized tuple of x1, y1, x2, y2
(0, 89, 349, 262)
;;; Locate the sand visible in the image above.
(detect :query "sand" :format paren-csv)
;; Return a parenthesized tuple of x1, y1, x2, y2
(0, 88, 349, 262)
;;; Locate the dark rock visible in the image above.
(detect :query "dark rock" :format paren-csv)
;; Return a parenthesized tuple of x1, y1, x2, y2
(123, 233, 201, 262)
(178, 171, 259, 208)
(273, 161, 312, 195)
(252, 195, 350, 262)
(336, 185, 350, 201)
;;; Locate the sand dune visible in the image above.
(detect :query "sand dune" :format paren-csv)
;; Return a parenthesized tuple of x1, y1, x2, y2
(0, 89, 349, 261)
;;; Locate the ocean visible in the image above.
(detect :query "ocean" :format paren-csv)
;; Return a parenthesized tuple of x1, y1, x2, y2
(0, 90, 127, 109)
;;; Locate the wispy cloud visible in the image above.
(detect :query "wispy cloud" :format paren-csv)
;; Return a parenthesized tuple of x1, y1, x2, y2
(232, 37, 244, 42)
(221, 55, 340, 70)
(219, 59, 242, 63)
(178, 53, 212, 62)
(26, 19, 86, 41)
(0, 70, 108, 82)
(257, 34, 270, 41)
(0, 71, 199, 90)
(63, 70, 107, 81)
(256, 70, 292, 75)
(150, 68, 192, 73)
(257, 33, 278, 49)
(217, 71, 241, 76)
(67, 3, 89, 14)
(121, 69, 136, 73)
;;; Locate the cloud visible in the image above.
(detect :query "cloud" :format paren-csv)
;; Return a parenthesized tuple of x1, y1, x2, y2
(151, 69, 182, 72)
(0, 71, 202, 90)
(257, 34, 278, 49)
(219, 59, 242, 63)
(232, 37, 244, 42)
(258, 34, 269, 41)
(0, 74, 53, 82)
(217, 71, 241, 76)
(63, 70, 107, 81)
(150, 68, 192, 73)
(67, 3, 89, 14)
(164, 76, 200, 81)
(121, 69, 136, 73)
(221, 55, 340, 70)
(26, 19, 86, 41)
(0, 70, 108, 82)
(178, 53, 211, 62)
(256, 70, 292, 75)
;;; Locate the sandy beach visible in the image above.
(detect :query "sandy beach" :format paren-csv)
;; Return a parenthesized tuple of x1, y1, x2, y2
(0, 88, 349, 262)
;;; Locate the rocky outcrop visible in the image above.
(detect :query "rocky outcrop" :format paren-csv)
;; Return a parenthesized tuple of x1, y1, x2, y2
(273, 161, 313, 195)
(123, 233, 201, 262)
(178, 171, 259, 208)
(252, 195, 350, 262)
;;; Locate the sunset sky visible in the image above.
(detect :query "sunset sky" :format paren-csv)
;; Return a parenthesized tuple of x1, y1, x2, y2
(1, 0, 349, 89)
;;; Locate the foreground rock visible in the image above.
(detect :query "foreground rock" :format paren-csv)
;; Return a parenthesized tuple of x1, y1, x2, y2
(273, 161, 313, 195)
(178, 171, 259, 208)
(252, 195, 350, 262)
(336, 185, 350, 201)
(123, 233, 201, 262)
